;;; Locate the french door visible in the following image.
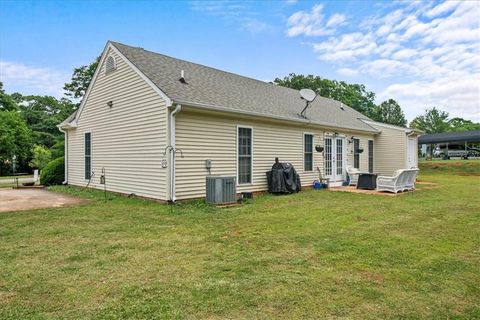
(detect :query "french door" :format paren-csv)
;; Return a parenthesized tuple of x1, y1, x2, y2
(324, 136, 346, 183)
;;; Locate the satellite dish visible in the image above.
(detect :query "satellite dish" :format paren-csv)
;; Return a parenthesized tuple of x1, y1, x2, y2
(299, 88, 316, 102)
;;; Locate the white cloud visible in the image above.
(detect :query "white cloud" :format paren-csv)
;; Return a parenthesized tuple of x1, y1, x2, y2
(379, 74, 480, 121)
(337, 67, 359, 77)
(241, 19, 270, 34)
(0, 61, 68, 97)
(189, 1, 272, 34)
(287, 4, 346, 37)
(288, 1, 480, 121)
(313, 32, 377, 61)
(391, 48, 418, 60)
(425, 0, 460, 18)
(326, 13, 346, 28)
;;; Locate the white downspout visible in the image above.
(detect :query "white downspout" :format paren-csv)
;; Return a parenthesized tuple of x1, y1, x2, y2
(406, 130, 415, 168)
(169, 104, 182, 202)
(59, 127, 68, 184)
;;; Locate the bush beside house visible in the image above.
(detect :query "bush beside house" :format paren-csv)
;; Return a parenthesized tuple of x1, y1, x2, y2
(40, 157, 64, 186)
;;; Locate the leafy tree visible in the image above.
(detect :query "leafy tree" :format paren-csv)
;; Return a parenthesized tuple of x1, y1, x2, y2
(274, 73, 377, 117)
(0, 82, 18, 111)
(63, 56, 100, 100)
(50, 140, 65, 159)
(29, 145, 52, 170)
(11, 94, 75, 148)
(409, 107, 450, 134)
(448, 117, 480, 132)
(0, 111, 33, 175)
(371, 99, 407, 127)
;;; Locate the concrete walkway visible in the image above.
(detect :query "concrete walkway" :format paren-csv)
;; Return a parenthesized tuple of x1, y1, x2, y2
(0, 189, 85, 213)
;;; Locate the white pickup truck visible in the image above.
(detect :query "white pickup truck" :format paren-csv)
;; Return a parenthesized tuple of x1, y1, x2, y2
(434, 145, 480, 159)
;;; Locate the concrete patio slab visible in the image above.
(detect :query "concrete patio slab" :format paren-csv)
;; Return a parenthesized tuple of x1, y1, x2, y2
(0, 189, 85, 213)
(328, 186, 399, 196)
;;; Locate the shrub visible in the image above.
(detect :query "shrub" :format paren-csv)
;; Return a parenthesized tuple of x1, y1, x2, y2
(40, 157, 64, 186)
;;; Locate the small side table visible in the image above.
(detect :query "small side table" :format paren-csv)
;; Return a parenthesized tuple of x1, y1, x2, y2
(357, 173, 377, 190)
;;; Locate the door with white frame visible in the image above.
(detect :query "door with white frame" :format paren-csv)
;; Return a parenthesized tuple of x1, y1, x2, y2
(324, 136, 346, 185)
(406, 137, 417, 168)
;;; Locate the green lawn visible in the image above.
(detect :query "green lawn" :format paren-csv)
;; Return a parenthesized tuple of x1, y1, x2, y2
(1, 161, 479, 319)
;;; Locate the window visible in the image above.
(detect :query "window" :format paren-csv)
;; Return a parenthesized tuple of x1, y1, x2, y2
(304, 134, 313, 171)
(353, 138, 360, 169)
(237, 127, 252, 184)
(85, 132, 92, 180)
(105, 55, 116, 74)
(368, 140, 374, 173)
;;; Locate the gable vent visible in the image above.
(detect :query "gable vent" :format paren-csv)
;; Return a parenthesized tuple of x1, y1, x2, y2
(105, 55, 116, 74)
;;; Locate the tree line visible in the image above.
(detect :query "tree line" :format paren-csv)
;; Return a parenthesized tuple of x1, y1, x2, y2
(274, 73, 480, 133)
(0, 58, 98, 175)
(0, 59, 478, 175)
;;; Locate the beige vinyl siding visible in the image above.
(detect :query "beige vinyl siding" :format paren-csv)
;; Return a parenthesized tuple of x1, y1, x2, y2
(175, 109, 374, 200)
(344, 134, 372, 173)
(369, 124, 407, 175)
(67, 48, 168, 200)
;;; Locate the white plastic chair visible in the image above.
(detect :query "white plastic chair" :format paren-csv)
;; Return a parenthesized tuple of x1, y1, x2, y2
(377, 169, 405, 193)
(346, 165, 366, 186)
(404, 168, 419, 191)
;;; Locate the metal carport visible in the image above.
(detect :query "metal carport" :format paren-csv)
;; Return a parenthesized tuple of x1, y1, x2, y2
(418, 130, 480, 159)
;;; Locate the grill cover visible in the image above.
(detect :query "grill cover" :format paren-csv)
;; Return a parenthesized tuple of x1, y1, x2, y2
(266, 161, 301, 194)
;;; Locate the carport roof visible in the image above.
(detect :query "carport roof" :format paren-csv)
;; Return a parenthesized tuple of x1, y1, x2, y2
(418, 130, 480, 144)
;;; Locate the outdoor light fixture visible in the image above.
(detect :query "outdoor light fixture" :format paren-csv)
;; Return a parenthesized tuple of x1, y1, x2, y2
(315, 145, 324, 152)
(107, 101, 113, 107)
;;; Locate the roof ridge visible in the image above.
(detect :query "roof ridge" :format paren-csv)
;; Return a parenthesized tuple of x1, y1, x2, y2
(110, 41, 372, 119)
(108, 41, 376, 132)
(110, 41, 303, 95)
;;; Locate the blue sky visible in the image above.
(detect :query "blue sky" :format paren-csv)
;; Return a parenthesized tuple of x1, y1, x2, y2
(1, 0, 479, 121)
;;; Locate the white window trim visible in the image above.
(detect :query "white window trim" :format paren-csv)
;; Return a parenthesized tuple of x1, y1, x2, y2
(84, 131, 92, 181)
(303, 132, 314, 172)
(236, 125, 253, 186)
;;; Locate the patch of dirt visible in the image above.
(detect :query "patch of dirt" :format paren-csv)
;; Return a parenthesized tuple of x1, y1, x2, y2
(0, 189, 87, 213)
(456, 172, 480, 176)
(428, 162, 468, 168)
(416, 181, 438, 185)
(360, 271, 385, 284)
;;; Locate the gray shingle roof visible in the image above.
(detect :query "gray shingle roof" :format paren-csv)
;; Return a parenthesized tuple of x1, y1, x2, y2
(111, 41, 377, 133)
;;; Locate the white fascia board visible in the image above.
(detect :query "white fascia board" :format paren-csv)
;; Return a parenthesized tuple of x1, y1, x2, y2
(175, 99, 380, 135)
(70, 41, 173, 127)
(110, 43, 173, 107)
(361, 119, 421, 133)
